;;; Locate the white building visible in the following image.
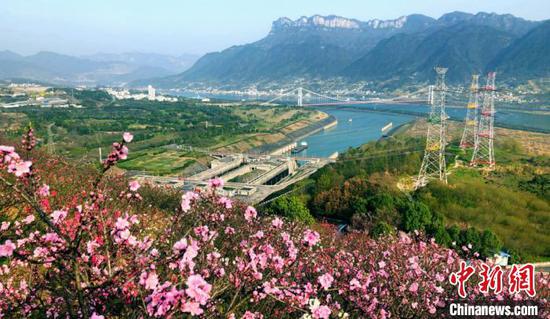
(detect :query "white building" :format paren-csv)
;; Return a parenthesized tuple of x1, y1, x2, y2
(148, 85, 156, 100)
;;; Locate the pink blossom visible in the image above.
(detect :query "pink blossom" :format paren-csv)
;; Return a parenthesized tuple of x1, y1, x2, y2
(115, 217, 130, 230)
(23, 215, 35, 224)
(173, 238, 188, 252)
(181, 191, 198, 212)
(115, 145, 129, 160)
(318, 273, 334, 290)
(182, 301, 203, 315)
(409, 282, 419, 293)
(350, 278, 362, 290)
(253, 231, 264, 239)
(0, 145, 15, 153)
(185, 274, 211, 305)
(241, 311, 262, 319)
(129, 180, 141, 192)
(0, 221, 9, 231)
(123, 132, 134, 143)
(208, 177, 224, 188)
(8, 160, 32, 177)
(311, 305, 331, 319)
(33, 247, 49, 259)
(302, 229, 320, 247)
(244, 206, 257, 222)
(50, 210, 67, 223)
(37, 184, 50, 197)
(91, 313, 104, 319)
(0, 240, 16, 257)
(271, 217, 283, 228)
(86, 240, 100, 255)
(218, 196, 232, 209)
(140, 271, 159, 290)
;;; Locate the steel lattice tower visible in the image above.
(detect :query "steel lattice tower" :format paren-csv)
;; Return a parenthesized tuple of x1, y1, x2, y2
(415, 67, 448, 189)
(459, 74, 480, 149)
(471, 72, 497, 169)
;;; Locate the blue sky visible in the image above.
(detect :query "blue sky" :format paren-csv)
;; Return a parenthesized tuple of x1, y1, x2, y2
(1, 0, 548, 56)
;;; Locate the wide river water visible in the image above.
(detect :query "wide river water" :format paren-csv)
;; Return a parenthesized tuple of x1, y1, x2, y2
(297, 108, 416, 158)
(169, 91, 549, 158)
(303, 103, 549, 157)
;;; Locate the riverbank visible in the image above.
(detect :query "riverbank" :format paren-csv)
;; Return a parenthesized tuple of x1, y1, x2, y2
(250, 114, 338, 155)
(316, 104, 550, 134)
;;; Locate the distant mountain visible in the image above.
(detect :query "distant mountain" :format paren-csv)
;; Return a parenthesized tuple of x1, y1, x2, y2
(170, 14, 436, 84)
(344, 24, 516, 84)
(436, 11, 537, 36)
(83, 52, 198, 74)
(488, 20, 550, 79)
(165, 12, 545, 88)
(0, 51, 199, 86)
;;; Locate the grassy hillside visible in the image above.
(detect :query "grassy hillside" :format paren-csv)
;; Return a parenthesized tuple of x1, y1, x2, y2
(265, 119, 550, 262)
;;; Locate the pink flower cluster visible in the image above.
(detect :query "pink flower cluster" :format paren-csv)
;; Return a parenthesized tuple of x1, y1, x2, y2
(0, 145, 32, 177)
(21, 127, 36, 151)
(0, 133, 548, 319)
(102, 132, 133, 169)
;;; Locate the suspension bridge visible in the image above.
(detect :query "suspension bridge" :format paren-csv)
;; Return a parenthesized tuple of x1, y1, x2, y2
(260, 86, 429, 107)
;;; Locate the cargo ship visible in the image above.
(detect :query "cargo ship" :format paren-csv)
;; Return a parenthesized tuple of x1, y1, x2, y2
(291, 141, 308, 154)
(381, 122, 393, 132)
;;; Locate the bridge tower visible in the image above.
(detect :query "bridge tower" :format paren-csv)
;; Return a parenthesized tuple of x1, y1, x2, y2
(415, 67, 448, 189)
(428, 85, 435, 105)
(459, 74, 480, 149)
(297, 87, 303, 107)
(470, 72, 497, 169)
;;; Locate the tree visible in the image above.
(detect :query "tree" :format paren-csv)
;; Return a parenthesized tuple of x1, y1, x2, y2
(371, 221, 395, 238)
(266, 195, 315, 224)
(460, 227, 481, 252)
(400, 201, 432, 232)
(479, 229, 501, 258)
(447, 225, 461, 244)
(433, 226, 452, 246)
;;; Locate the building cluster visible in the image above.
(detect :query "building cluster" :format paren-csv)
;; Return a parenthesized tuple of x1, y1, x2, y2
(0, 83, 82, 109)
(105, 85, 177, 102)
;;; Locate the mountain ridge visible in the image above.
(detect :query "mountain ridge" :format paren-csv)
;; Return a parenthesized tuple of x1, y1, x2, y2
(166, 11, 545, 88)
(0, 51, 199, 86)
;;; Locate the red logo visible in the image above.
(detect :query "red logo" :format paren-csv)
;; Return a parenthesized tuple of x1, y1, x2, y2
(508, 264, 536, 297)
(478, 263, 503, 294)
(450, 261, 476, 298)
(450, 262, 536, 298)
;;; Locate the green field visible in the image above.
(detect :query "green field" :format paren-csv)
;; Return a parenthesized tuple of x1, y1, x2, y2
(0, 89, 322, 175)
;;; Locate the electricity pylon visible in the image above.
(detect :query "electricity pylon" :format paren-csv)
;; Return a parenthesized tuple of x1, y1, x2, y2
(415, 67, 448, 189)
(459, 74, 480, 149)
(470, 72, 497, 169)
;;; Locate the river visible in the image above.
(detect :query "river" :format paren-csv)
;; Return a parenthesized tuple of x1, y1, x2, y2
(300, 103, 549, 157)
(296, 108, 416, 158)
(168, 91, 549, 157)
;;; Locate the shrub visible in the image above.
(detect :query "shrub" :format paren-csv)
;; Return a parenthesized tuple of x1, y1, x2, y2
(370, 221, 395, 238)
(265, 195, 315, 224)
(400, 201, 432, 232)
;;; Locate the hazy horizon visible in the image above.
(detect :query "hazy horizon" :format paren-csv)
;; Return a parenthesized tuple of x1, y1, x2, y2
(1, 0, 549, 57)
